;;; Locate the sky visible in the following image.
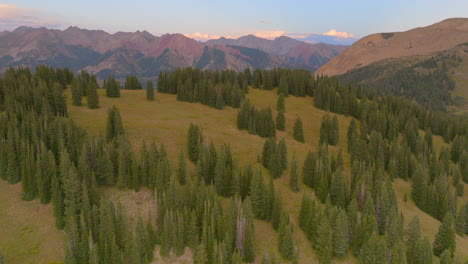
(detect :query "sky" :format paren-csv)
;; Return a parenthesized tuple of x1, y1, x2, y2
(1, 0, 467, 45)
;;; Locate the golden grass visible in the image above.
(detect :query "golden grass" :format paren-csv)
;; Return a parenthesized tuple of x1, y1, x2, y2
(0, 181, 65, 264)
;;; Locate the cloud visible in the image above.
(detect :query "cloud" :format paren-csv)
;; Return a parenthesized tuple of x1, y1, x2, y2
(322, 29, 355, 39)
(253, 30, 285, 39)
(185, 30, 285, 42)
(258, 20, 272, 24)
(183, 32, 232, 42)
(287, 29, 358, 45)
(0, 4, 62, 31)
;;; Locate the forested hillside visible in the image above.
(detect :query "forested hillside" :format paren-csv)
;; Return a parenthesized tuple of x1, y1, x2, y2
(0, 66, 467, 264)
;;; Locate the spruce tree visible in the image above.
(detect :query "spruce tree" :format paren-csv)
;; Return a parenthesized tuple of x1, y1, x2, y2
(71, 79, 81, 106)
(87, 80, 99, 109)
(278, 76, 289, 97)
(278, 213, 296, 261)
(439, 250, 453, 264)
(278, 138, 288, 170)
(332, 208, 349, 259)
(289, 154, 299, 192)
(106, 106, 125, 142)
(359, 233, 387, 264)
(316, 215, 332, 264)
(433, 212, 456, 257)
(415, 237, 433, 264)
(277, 93, 285, 112)
(276, 111, 285, 131)
(146, 80, 154, 100)
(178, 150, 187, 185)
(293, 115, 304, 143)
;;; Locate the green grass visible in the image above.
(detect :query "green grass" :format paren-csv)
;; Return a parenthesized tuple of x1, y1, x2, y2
(68, 88, 467, 263)
(0, 181, 65, 264)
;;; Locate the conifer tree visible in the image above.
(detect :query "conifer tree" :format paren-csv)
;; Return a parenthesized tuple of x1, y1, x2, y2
(276, 111, 285, 131)
(146, 80, 154, 100)
(87, 80, 99, 109)
(278, 138, 288, 170)
(104, 75, 121, 98)
(277, 93, 285, 112)
(433, 212, 456, 257)
(316, 217, 332, 264)
(289, 154, 299, 192)
(71, 79, 82, 106)
(332, 208, 349, 259)
(293, 115, 304, 143)
(439, 250, 453, 264)
(250, 170, 268, 220)
(194, 244, 208, 264)
(178, 150, 187, 185)
(187, 123, 203, 163)
(414, 237, 433, 264)
(0, 249, 4, 264)
(278, 213, 296, 262)
(106, 106, 125, 142)
(359, 233, 387, 264)
(278, 76, 289, 97)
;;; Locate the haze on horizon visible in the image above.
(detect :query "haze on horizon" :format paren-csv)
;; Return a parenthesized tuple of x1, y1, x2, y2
(1, 0, 467, 45)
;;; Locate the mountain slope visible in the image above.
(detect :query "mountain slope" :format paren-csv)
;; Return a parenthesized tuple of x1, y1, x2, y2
(207, 35, 347, 71)
(317, 18, 468, 76)
(0, 27, 346, 78)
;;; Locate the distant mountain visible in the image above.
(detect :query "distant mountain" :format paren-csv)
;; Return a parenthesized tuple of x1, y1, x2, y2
(317, 18, 468, 76)
(207, 35, 347, 71)
(0, 26, 347, 79)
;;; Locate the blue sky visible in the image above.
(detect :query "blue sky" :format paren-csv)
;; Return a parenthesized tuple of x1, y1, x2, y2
(1, 0, 467, 44)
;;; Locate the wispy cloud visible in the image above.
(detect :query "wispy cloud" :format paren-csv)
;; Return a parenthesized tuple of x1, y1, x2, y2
(0, 4, 62, 31)
(322, 29, 355, 39)
(258, 20, 272, 24)
(185, 30, 285, 42)
(183, 32, 229, 42)
(287, 29, 358, 45)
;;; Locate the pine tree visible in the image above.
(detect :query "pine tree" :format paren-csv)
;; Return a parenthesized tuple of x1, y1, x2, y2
(278, 213, 296, 261)
(456, 204, 466, 236)
(178, 151, 187, 185)
(289, 154, 299, 192)
(359, 233, 387, 264)
(87, 80, 99, 109)
(316, 217, 332, 264)
(332, 208, 349, 259)
(439, 250, 453, 264)
(278, 138, 288, 170)
(433, 212, 456, 257)
(414, 237, 433, 264)
(277, 93, 285, 112)
(406, 216, 421, 263)
(146, 80, 154, 100)
(194, 244, 208, 264)
(71, 79, 82, 106)
(106, 106, 125, 142)
(293, 116, 304, 143)
(276, 111, 285, 131)
(278, 76, 289, 97)
(187, 123, 203, 163)
(330, 169, 346, 208)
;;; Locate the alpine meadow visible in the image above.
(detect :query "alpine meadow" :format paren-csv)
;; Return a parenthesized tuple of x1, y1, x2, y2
(0, 2, 467, 264)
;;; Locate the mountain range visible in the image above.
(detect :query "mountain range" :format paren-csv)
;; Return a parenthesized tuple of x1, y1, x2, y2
(0, 26, 347, 79)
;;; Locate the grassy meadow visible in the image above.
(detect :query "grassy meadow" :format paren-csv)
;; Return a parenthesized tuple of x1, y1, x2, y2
(1, 86, 466, 264)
